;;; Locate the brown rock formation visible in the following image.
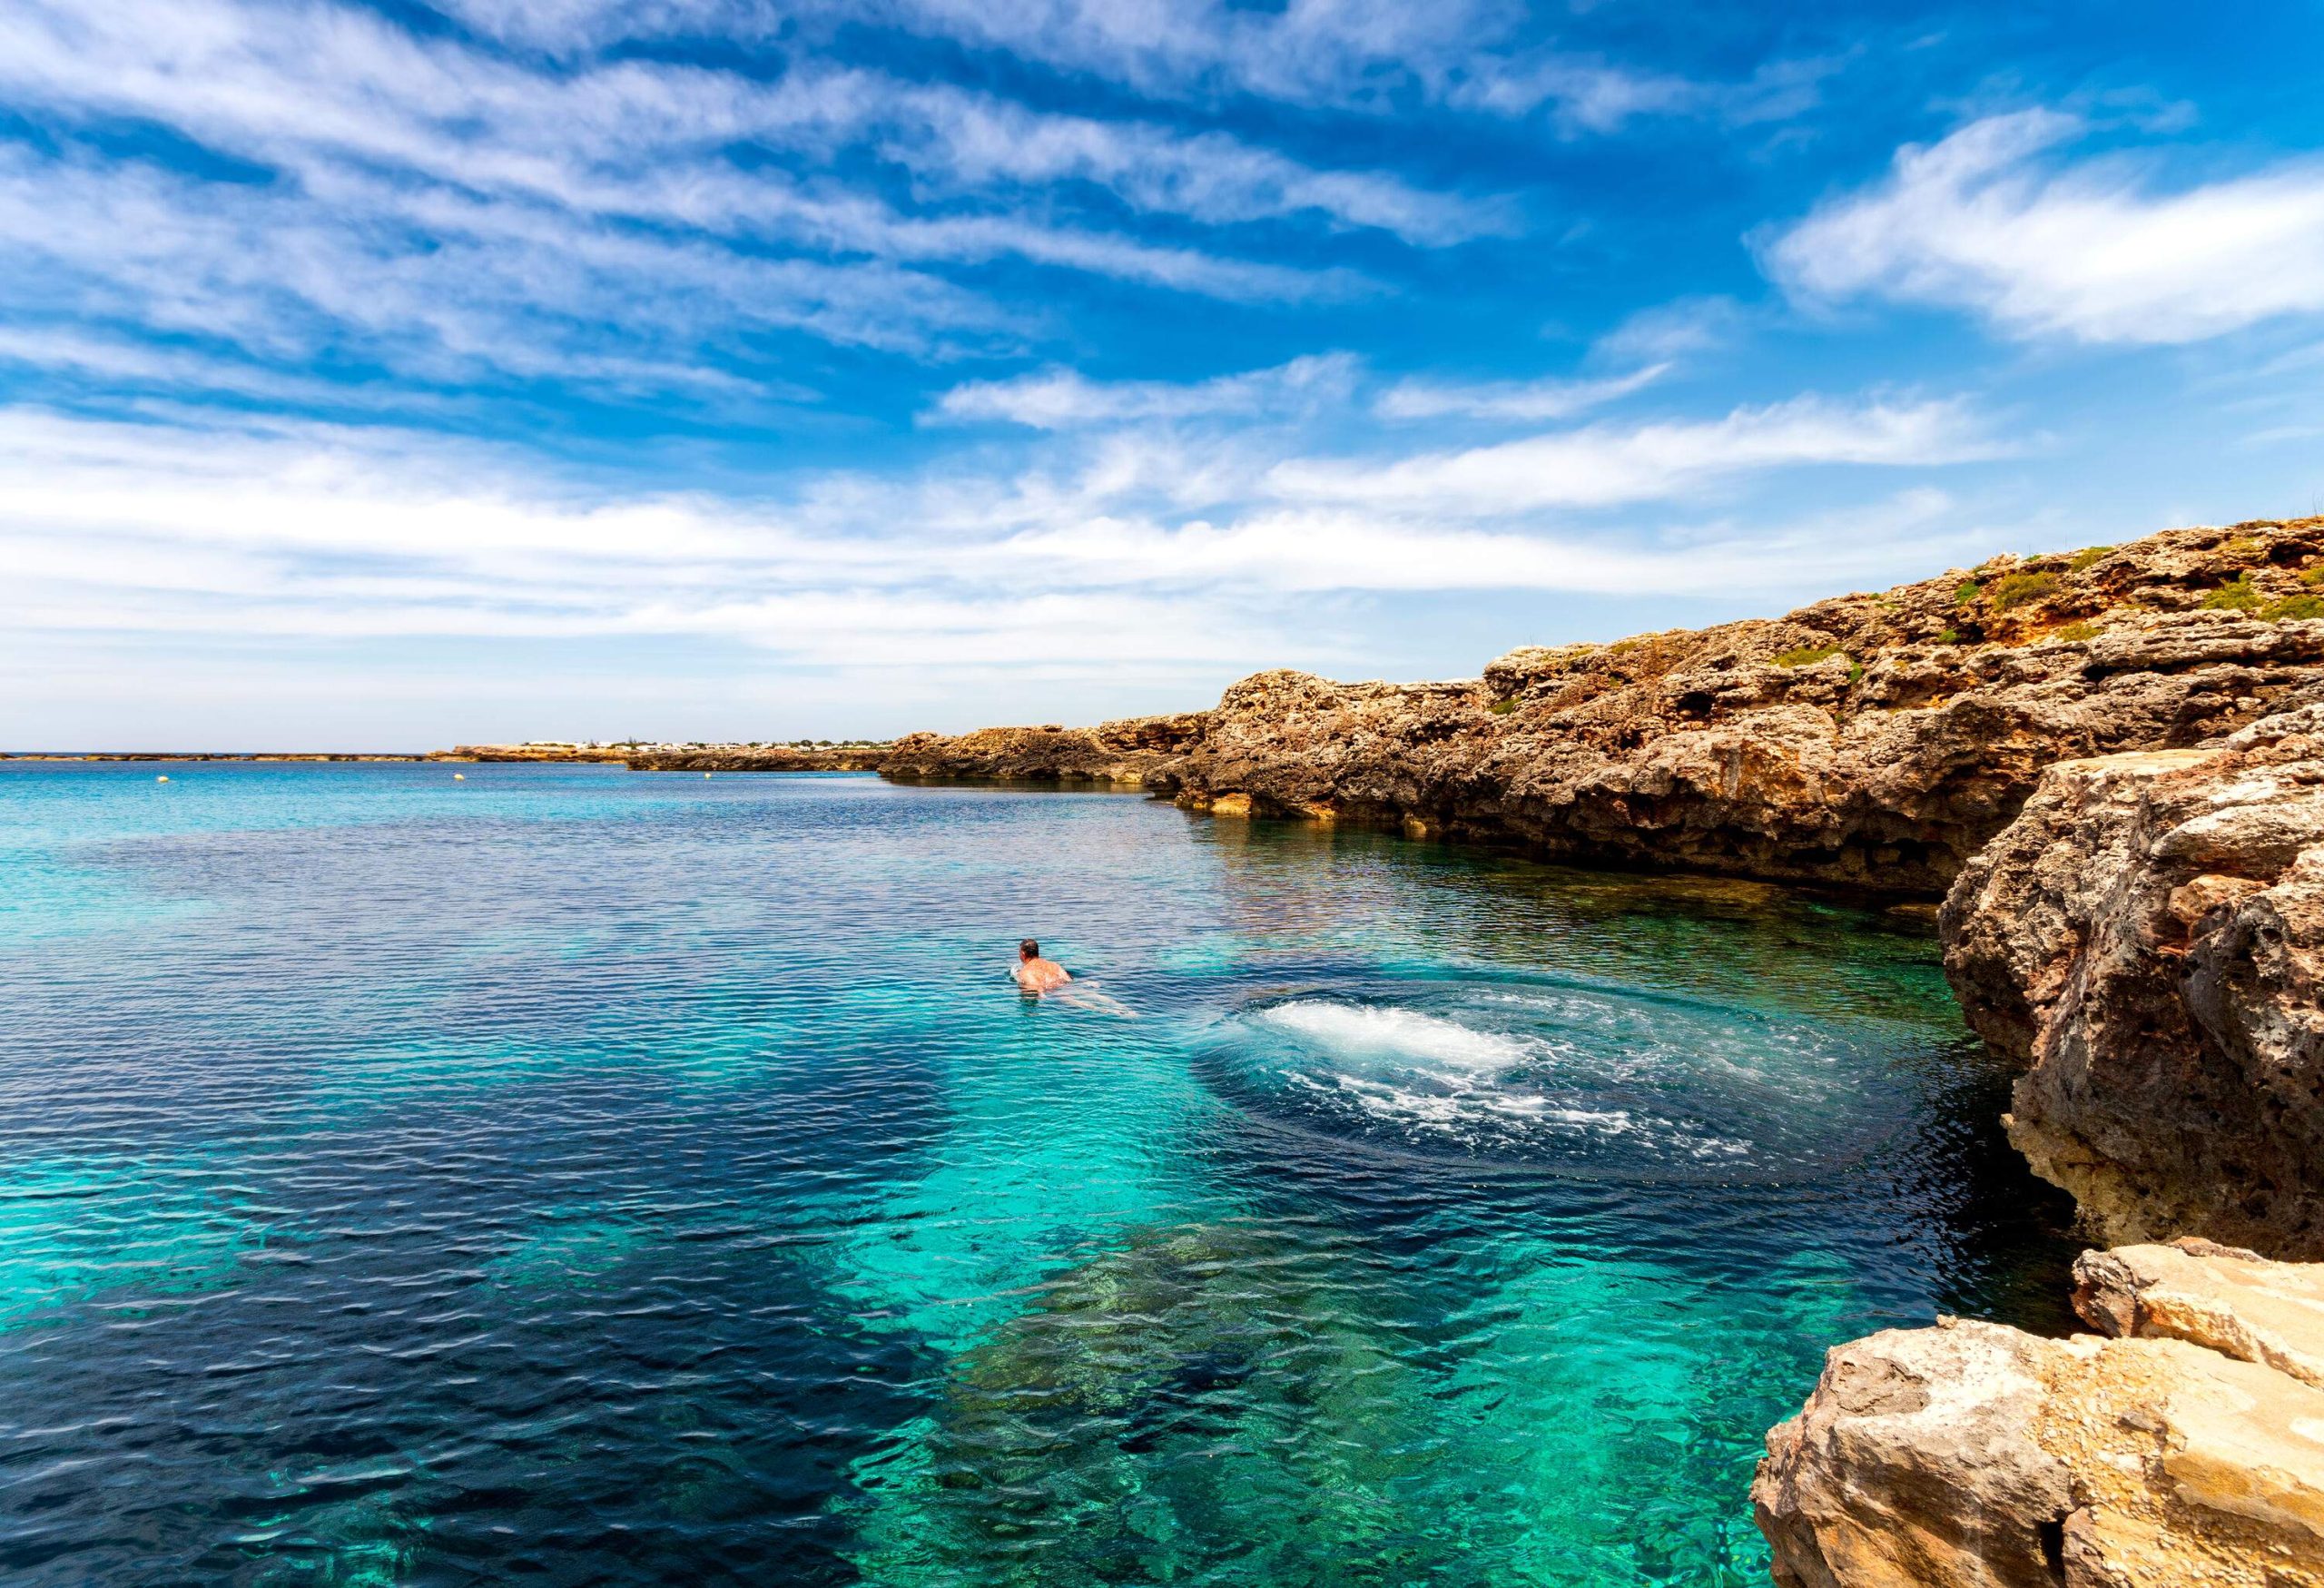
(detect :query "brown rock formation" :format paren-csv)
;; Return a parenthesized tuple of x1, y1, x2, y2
(1754, 1238, 2324, 1588)
(879, 712, 1211, 785)
(1941, 704, 2324, 1258)
(898, 518, 2324, 894)
(625, 745, 891, 772)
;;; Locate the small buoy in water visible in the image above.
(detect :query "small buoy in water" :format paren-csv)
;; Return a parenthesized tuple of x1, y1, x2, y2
(453, 773, 465, 781)
(156, 774, 169, 783)
(704, 772, 713, 779)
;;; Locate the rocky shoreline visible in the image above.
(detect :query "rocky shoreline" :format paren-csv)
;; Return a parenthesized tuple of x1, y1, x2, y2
(878, 517, 2324, 895)
(1751, 705, 2319, 1583)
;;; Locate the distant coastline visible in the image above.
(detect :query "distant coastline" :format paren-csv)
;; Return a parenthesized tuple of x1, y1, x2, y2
(0, 742, 895, 767)
(438, 742, 895, 771)
(1, 751, 436, 763)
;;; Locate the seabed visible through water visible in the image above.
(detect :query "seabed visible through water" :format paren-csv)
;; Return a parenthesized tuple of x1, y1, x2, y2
(0, 763, 2076, 1586)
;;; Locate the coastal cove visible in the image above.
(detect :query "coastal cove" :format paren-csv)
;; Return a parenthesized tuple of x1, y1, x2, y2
(14, 518, 2324, 1584)
(1, 762, 2075, 1585)
(17, 0, 2324, 1574)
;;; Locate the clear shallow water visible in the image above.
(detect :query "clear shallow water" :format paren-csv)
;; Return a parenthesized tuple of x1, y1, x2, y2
(0, 763, 2075, 1586)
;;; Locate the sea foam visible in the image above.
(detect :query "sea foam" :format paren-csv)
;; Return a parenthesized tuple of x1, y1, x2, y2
(1255, 1000, 1530, 1075)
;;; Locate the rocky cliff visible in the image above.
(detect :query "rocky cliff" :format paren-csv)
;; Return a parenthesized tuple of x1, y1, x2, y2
(1754, 1238, 2324, 1588)
(879, 712, 1211, 785)
(1942, 705, 2324, 1261)
(889, 518, 2324, 895)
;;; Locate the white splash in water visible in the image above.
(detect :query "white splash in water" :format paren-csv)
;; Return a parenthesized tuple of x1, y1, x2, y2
(1256, 1001, 1529, 1075)
(1247, 997, 1759, 1160)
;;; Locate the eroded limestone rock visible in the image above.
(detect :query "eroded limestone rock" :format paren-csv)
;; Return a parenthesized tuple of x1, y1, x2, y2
(1755, 1239, 2324, 1588)
(1941, 705, 2324, 1258)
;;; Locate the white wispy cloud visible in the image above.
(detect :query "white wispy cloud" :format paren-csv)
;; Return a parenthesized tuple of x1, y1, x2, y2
(874, 89, 1512, 245)
(850, 0, 1837, 133)
(934, 351, 1670, 431)
(0, 0, 1471, 297)
(1373, 363, 1666, 422)
(1267, 395, 2003, 512)
(932, 354, 1361, 429)
(1767, 110, 2324, 344)
(1591, 297, 1748, 364)
(998, 487, 1975, 593)
(428, 0, 1825, 135)
(0, 146, 1006, 383)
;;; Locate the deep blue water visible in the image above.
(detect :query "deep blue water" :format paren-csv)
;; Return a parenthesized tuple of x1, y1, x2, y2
(0, 763, 2074, 1586)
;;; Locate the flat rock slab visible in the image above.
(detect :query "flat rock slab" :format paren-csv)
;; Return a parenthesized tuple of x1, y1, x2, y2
(1757, 1240, 2324, 1588)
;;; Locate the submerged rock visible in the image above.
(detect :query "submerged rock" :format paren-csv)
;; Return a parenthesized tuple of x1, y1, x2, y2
(1754, 1238, 2324, 1588)
(1942, 705, 2324, 1258)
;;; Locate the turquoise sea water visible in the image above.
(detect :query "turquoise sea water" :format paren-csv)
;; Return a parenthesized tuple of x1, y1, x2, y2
(0, 763, 2074, 1585)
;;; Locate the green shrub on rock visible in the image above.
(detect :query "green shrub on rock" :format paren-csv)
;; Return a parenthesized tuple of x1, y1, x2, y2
(1773, 645, 1846, 667)
(2202, 574, 2263, 611)
(1991, 571, 2060, 610)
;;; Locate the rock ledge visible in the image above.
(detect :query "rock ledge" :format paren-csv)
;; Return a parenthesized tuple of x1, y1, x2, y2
(1755, 1239, 2324, 1588)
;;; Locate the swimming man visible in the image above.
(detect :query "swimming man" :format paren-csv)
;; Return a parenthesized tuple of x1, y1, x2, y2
(1013, 938, 1072, 994)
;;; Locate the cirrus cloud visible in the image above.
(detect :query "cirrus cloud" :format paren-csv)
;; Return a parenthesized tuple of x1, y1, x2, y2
(1265, 395, 2004, 513)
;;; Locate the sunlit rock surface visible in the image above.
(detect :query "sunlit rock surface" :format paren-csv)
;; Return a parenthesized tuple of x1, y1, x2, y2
(1754, 1238, 2324, 1588)
(1942, 705, 2324, 1258)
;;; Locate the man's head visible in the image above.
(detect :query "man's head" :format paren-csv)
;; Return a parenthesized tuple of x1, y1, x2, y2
(1019, 938, 1039, 961)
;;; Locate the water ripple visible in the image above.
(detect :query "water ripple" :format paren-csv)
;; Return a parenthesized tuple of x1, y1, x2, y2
(0, 762, 2076, 1586)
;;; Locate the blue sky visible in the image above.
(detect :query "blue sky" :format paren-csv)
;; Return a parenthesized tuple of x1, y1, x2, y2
(5, 0, 2324, 748)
